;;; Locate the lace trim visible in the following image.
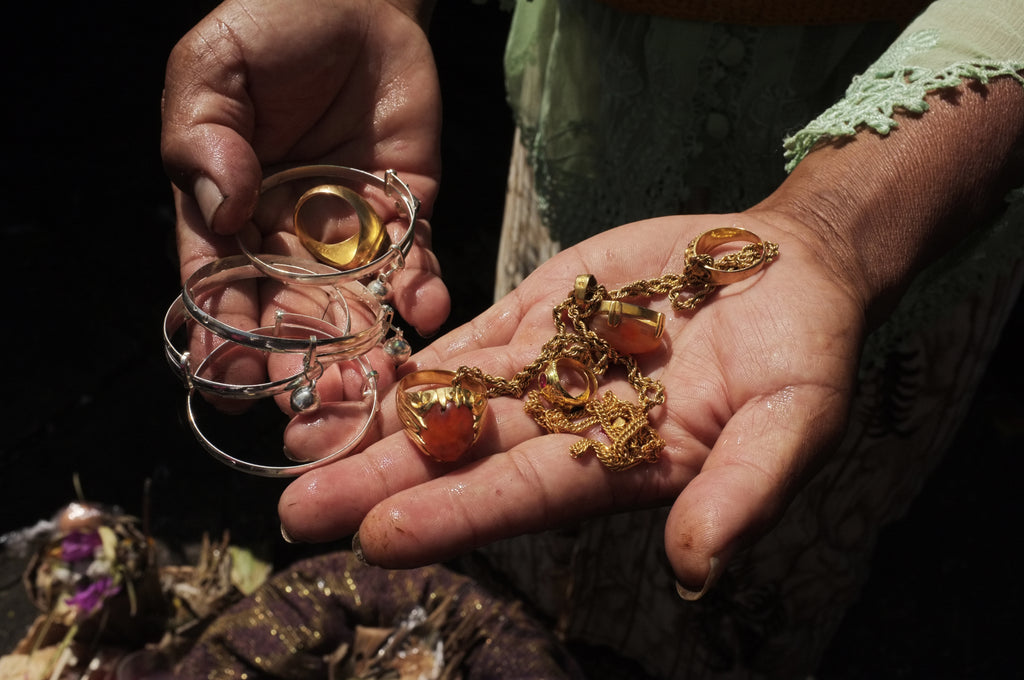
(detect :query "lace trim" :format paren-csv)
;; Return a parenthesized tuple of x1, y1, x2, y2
(777, 26, 1024, 369)
(783, 29, 1024, 171)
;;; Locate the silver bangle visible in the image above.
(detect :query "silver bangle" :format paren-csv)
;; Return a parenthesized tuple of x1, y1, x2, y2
(164, 295, 332, 401)
(185, 354, 380, 477)
(180, 254, 393, 359)
(164, 166, 417, 477)
(240, 165, 420, 285)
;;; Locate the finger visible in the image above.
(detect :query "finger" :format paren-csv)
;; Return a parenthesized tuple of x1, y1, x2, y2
(387, 217, 451, 336)
(353, 428, 692, 568)
(279, 360, 388, 465)
(404, 266, 573, 369)
(280, 326, 559, 460)
(277, 331, 579, 529)
(161, 27, 262, 235)
(175, 186, 250, 281)
(408, 290, 534, 366)
(174, 187, 265, 405)
(663, 383, 849, 595)
(277, 390, 547, 542)
(278, 332, 696, 547)
(277, 349, 399, 458)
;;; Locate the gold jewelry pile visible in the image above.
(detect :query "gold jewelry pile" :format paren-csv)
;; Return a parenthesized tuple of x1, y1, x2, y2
(452, 227, 779, 471)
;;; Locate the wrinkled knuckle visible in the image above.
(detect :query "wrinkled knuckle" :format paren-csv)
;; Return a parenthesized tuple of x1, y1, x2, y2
(505, 449, 556, 525)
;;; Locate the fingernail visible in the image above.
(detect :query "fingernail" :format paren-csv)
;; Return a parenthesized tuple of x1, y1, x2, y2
(675, 556, 721, 601)
(193, 175, 224, 229)
(282, 446, 306, 463)
(351, 531, 368, 565)
(280, 523, 301, 544)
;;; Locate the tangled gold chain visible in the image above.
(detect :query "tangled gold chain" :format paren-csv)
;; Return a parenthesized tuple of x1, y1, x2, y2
(453, 232, 778, 471)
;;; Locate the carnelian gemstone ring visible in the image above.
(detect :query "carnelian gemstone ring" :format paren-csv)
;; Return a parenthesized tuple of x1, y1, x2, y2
(396, 370, 487, 462)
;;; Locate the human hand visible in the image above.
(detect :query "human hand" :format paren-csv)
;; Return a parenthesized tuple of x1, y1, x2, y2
(275, 208, 865, 591)
(162, 0, 449, 420)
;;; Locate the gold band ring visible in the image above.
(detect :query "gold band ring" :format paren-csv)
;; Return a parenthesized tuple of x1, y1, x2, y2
(293, 184, 388, 270)
(573, 274, 597, 307)
(592, 299, 665, 355)
(396, 370, 488, 462)
(688, 227, 777, 286)
(538, 358, 598, 409)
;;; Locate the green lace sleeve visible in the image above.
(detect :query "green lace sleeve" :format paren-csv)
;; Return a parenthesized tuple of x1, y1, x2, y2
(781, 0, 1024, 369)
(783, 0, 1024, 171)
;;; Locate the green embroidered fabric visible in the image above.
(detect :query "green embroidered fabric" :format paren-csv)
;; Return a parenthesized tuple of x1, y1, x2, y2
(784, 0, 1024, 169)
(504, 0, 905, 244)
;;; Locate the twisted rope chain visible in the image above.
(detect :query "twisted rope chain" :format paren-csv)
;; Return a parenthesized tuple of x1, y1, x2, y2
(454, 236, 778, 471)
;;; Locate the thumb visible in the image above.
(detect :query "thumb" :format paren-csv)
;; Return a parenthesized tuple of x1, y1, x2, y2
(665, 385, 847, 599)
(160, 25, 262, 235)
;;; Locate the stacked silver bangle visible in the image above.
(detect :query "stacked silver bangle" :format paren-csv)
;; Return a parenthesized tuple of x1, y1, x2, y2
(162, 166, 420, 477)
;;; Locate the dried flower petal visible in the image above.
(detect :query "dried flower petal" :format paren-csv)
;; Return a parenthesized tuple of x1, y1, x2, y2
(61, 530, 102, 563)
(65, 575, 121, 618)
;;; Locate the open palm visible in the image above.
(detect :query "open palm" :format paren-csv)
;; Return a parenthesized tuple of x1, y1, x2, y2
(277, 209, 865, 590)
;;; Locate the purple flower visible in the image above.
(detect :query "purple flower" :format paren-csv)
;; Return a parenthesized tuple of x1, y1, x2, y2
(65, 576, 121, 617)
(61, 530, 102, 563)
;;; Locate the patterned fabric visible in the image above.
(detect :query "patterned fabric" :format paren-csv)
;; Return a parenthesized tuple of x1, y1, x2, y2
(591, 0, 931, 24)
(177, 551, 584, 679)
(495, 129, 562, 297)
(503, 0, 905, 247)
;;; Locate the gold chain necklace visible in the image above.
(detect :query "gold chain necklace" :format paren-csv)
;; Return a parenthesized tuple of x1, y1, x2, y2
(452, 228, 779, 471)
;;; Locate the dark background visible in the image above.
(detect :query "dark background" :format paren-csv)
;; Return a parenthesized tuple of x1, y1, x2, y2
(1, 2, 1021, 677)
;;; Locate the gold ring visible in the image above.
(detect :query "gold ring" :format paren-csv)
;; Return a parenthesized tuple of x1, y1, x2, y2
(590, 299, 665, 355)
(396, 370, 488, 462)
(688, 227, 774, 286)
(573, 274, 597, 307)
(538, 358, 598, 409)
(293, 184, 388, 269)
